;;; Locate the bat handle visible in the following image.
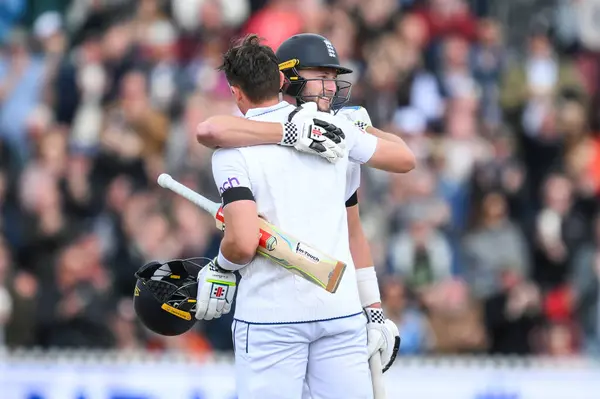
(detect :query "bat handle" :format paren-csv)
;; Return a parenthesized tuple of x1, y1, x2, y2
(369, 353, 386, 399)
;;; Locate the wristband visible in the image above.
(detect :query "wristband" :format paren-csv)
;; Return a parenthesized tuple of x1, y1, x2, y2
(364, 307, 385, 324)
(280, 121, 299, 146)
(217, 249, 250, 271)
(356, 266, 381, 308)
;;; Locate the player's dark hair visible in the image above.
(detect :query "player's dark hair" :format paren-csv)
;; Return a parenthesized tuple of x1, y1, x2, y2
(218, 34, 281, 104)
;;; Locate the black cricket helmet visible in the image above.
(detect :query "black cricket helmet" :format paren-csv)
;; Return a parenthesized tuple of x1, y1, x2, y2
(133, 257, 208, 336)
(276, 33, 353, 111)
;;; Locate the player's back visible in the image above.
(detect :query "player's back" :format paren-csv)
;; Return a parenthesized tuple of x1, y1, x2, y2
(212, 101, 363, 323)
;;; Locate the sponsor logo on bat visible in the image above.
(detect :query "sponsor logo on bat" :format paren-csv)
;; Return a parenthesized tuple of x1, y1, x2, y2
(259, 230, 278, 251)
(266, 236, 277, 251)
(296, 243, 320, 264)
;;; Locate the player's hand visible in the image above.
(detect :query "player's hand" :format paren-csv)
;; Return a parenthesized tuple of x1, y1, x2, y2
(281, 103, 346, 163)
(338, 106, 372, 132)
(195, 258, 236, 321)
(364, 307, 401, 373)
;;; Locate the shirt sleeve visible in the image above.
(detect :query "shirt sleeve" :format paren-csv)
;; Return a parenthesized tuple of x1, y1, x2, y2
(211, 148, 252, 198)
(338, 118, 377, 164)
(345, 162, 361, 202)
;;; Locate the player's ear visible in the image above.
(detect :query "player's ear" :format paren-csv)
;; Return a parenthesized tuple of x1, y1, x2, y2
(231, 86, 244, 103)
(279, 71, 285, 90)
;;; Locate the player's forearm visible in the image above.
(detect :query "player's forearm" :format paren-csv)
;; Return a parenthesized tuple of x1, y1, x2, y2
(220, 201, 261, 265)
(220, 237, 256, 265)
(367, 131, 416, 173)
(348, 205, 375, 270)
(197, 115, 282, 148)
(350, 234, 382, 309)
(365, 126, 404, 145)
(347, 205, 381, 308)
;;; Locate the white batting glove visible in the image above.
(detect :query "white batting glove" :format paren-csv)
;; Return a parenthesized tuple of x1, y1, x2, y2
(280, 103, 346, 163)
(357, 266, 400, 372)
(195, 258, 236, 321)
(365, 307, 401, 372)
(338, 105, 372, 132)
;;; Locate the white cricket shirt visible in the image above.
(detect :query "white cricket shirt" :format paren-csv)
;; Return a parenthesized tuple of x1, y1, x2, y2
(211, 101, 377, 323)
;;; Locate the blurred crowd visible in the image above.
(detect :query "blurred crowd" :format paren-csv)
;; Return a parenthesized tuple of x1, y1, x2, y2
(1, 0, 600, 360)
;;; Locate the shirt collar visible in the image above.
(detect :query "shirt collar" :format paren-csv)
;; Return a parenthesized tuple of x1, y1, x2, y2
(245, 101, 293, 119)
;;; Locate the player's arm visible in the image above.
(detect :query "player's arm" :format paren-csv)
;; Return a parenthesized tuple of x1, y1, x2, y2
(344, 162, 399, 371)
(365, 127, 415, 173)
(345, 123, 415, 173)
(340, 106, 415, 173)
(347, 200, 379, 308)
(194, 148, 258, 321)
(346, 193, 400, 372)
(197, 115, 283, 148)
(212, 149, 260, 266)
(197, 110, 345, 163)
(344, 168, 380, 309)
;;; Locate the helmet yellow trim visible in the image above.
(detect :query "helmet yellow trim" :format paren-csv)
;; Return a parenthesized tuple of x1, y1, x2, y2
(279, 59, 300, 71)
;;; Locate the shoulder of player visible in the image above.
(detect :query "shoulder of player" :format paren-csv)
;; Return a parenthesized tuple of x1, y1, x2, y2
(325, 114, 361, 140)
(211, 147, 246, 165)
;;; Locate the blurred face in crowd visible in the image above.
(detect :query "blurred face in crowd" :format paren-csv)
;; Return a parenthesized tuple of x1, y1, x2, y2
(325, 8, 356, 59)
(57, 246, 87, 290)
(528, 34, 552, 58)
(299, 68, 339, 112)
(543, 174, 573, 214)
(443, 36, 470, 69)
(121, 71, 148, 101)
(103, 23, 133, 61)
(382, 279, 406, 315)
(478, 19, 502, 47)
(397, 13, 428, 49)
(39, 128, 68, 176)
(481, 192, 507, 225)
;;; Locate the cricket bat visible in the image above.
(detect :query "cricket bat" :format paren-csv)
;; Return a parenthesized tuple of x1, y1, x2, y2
(369, 354, 386, 399)
(157, 173, 346, 293)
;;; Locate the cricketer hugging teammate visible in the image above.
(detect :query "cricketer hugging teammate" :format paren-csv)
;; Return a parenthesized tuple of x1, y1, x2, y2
(134, 32, 415, 399)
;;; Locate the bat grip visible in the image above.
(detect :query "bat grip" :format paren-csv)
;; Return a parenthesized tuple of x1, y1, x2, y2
(369, 353, 386, 399)
(157, 173, 220, 216)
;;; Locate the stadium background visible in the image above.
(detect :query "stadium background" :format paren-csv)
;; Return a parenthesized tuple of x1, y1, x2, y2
(1, 0, 600, 397)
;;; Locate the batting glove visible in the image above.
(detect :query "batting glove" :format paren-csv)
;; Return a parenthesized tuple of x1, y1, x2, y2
(338, 106, 372, 132)
(195, 258, 236, 321)
(365, 307, 401, 372)
(281, 103, 346, 163)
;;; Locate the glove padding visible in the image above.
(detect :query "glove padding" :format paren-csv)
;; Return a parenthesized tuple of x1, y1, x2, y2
(195, 258, 236, 321)
(337, 106, 372, 132)
(282, 103, 346, 163)
(364, 307, 401, 373)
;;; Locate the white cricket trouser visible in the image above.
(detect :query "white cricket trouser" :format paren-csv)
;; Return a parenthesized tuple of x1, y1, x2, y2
(232, 313, 373, 399)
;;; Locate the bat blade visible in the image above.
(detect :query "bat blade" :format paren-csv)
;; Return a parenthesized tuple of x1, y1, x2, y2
(255, 219, 346, 293)
(157, 174, 346, 293)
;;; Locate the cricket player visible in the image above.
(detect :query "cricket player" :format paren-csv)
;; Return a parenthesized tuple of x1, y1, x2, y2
(196, 32, 409, 381)
(195, 34, 412, 399)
